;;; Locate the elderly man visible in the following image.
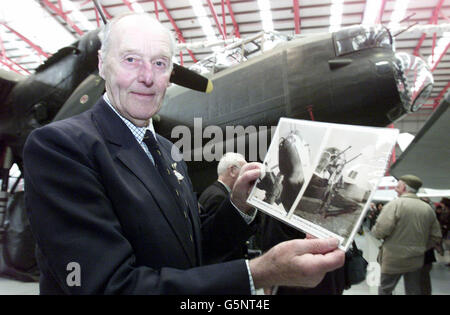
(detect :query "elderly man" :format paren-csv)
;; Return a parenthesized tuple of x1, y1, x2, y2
(372, 174, 442, 295)
(199, 153, 255, 263)
(199, 152, 247, 216)
(23, 12, 343, 294)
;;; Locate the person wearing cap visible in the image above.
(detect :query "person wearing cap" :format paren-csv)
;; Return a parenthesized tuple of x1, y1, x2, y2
(372, 174, 442, 295)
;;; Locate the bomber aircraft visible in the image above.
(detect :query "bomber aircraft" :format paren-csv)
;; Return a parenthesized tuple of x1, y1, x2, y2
(0, 13, 444, 281)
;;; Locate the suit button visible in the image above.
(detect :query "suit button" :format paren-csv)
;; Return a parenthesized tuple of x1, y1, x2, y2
(184, 211, 188, 218)
(189, 234, 193, 242)
(175, 189, 179, 196)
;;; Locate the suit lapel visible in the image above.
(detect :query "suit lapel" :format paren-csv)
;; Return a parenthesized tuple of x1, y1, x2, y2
(91, 99, 197, 266)
(157, 136, 203, 263)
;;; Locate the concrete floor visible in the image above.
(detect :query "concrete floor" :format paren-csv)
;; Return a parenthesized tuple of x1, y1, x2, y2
(0, 277, 39, 295)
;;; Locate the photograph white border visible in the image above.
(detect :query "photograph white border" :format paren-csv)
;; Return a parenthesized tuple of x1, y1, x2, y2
(247, 117, 399, 251)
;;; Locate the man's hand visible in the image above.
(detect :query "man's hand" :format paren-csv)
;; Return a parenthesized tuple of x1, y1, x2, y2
(230, 162, 262, 214)
(249, 238, 345, 289)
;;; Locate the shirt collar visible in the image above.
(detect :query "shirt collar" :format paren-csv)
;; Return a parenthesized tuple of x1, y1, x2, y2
(217, 179, 231, 193)
(400, 192, 419, 200)
(103, 93, 156, 143)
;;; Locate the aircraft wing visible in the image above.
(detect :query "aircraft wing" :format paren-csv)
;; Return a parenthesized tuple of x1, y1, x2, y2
(390, 91, 450, 190)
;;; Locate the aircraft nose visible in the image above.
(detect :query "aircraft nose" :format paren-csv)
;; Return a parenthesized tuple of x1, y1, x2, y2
(279, 133, 302, 176)
(394, 52, 434, 113)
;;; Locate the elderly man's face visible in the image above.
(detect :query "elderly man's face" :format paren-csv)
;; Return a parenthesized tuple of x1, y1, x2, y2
(99, 16, 172, 127)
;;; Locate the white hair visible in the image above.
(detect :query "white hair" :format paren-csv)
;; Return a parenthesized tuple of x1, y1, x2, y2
(98, 12, 176, 69)
(403, 182, 418, 194)
(217, 152, 246, 176)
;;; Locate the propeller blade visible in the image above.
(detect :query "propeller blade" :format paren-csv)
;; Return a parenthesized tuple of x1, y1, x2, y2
(170, 63, 213, 93)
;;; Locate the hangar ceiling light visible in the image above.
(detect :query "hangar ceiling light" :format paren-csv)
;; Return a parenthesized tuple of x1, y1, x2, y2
(257, 0, 274, 32)
(329, 0, 344, 32)
(60, 0, 95, 31)
(362, 0, 384, 26)
(189, 0, 218, 45)
(388, 0, 410, 30)
(0, 0, 74, 73)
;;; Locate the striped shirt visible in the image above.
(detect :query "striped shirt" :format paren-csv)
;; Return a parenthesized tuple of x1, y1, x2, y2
(103, 93, 155, 165)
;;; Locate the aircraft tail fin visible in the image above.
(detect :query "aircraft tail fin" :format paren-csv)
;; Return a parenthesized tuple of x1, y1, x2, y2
(390, 91, 450, 189)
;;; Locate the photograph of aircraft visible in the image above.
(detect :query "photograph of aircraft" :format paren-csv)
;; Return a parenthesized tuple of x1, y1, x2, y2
(247, 117, 399, 250)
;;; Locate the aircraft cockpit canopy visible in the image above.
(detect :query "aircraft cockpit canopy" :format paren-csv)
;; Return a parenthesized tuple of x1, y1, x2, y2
(333, 25, 393, 56)
(188, 31, 291, 76)
(332, 25, 433, 114)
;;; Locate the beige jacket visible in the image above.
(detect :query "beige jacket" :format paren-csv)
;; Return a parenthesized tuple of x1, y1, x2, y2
(372, 193, 442, 274)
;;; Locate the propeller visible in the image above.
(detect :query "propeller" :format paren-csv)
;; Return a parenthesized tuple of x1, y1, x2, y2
(170, 63, 213, 93)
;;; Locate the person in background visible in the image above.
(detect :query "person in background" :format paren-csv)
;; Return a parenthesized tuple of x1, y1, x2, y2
(437, 198, 450, 266)
(372, 175, 442, 295)
(419, 197, 438, 295)
(199, 152, 260, 262)
(199, 152, 247, 216)
(437, 198, 449, 241)
(368, 202, 383, 230)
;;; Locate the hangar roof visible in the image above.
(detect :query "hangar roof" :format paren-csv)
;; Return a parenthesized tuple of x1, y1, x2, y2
(0, 0, 449, 135)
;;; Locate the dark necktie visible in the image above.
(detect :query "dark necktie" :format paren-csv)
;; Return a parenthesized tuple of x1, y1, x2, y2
(142, 130, 195, 244)
(143, 130, 176, 186)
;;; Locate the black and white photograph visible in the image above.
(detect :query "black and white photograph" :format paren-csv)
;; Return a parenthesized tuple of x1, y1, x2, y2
(248, 118, 399, 250)
(250, 119, 326, 216)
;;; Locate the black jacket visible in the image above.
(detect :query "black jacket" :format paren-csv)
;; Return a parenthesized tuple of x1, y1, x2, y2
(23, 98, 254, 294)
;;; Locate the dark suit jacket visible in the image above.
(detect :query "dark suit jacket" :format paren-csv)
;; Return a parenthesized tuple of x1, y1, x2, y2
(198, 181, 229, 216)
(199, 181, 257, 263)
(23, 98, 253, 294)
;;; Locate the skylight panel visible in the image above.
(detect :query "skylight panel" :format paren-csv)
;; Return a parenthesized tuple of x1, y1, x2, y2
(258, 0, 274, 32)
